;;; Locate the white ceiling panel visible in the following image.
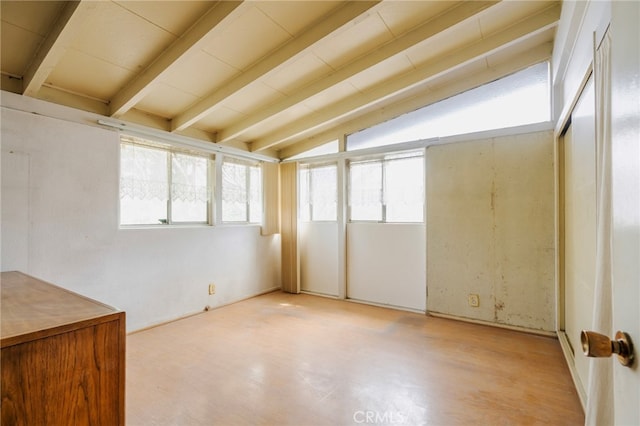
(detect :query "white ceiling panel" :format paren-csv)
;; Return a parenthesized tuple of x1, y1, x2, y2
(376, 1, 457, 37)
(46, 49, 135, 101)
(262, 52, 333, 96)
(114, 1, 213, 36)
(200, 5, 292, 71)
(479, 1, 556, 37)
(0, 1, 65, 36)
(349, 54, 415, 93)
(136, 83, 200, 119)
(161, 50, 239, 98)
(243, 103, 315, 141)
(195, 105, 248, 132)
(221, 81, 287, 116)
(0, 22, 43, 76)
(312, 12, 394, 70)
(71, 1, 176, 71)
(486, 28, 556, 68)
(302, 81, 361, 111)
(256, 1, 341, 36)
(405, 18, 483, 68)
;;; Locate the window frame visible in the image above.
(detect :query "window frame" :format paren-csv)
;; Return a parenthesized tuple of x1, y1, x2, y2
(299, 161, 338, 222)
(348, 151, 424, 224)
(220, 157, 263, 224)
(119, 137, 213, 227)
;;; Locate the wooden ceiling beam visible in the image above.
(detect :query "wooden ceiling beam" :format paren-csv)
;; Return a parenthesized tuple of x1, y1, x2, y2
(251, 4, 561, 153)
(22, 1, 96, 97)
(216, 1, 498, 144)
(278, 42, 554, 160)
(170, 1, 381, 132)
(109, 1, 245, 118)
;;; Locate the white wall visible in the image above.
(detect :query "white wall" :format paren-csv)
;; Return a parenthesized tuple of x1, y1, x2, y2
(347, 223, 426, 312)
(1, 94, 281, 332)
(426, 130, 555, 332)
(300, 221, 339, 296)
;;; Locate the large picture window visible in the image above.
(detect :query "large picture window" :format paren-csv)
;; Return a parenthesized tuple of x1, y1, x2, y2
(349, 152, 423, 223)
(299, 163, 337, 221)
(120, 137, 210, 225)
(221, 158, 262, 223)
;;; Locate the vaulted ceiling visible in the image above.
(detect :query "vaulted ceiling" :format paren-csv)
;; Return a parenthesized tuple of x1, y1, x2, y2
(1, 1, 560, 159)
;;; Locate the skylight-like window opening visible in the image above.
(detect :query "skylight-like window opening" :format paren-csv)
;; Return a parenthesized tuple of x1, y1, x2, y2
(347, 62, 550, 151)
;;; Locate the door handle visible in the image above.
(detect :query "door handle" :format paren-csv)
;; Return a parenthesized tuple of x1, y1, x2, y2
(580, 330, 635, 367)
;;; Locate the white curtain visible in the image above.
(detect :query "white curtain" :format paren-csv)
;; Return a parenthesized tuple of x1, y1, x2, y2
(585, 28, 613, 426)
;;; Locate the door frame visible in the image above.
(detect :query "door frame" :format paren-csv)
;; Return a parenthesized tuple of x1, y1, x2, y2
(554, 65, 594, 411)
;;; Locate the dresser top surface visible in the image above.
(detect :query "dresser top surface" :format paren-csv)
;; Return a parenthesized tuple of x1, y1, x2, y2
(1, 271, 121, 347)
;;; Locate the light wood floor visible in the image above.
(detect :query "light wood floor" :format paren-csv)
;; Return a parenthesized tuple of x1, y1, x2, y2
(126, 292, 584, 425)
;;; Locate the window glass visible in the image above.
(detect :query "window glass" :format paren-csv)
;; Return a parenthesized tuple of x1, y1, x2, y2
(349, 161, 383, 221)
(120, 140, 210, 225)
(311, 165, 337, 221)
(347, 62, 550, 150)
(171, 153, 208, 222)
(300, 164, 338, 221)
(349, 152, 424, 223)
(299, 168, 311, 221)
(222, 161, 247, 222)
(221, 159, 262, 223)
(385, 156, 423, 222)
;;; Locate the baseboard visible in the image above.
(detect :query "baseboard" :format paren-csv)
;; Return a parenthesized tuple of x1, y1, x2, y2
(300, 290, 339, 299)
(128, 286, 281, 335)
(346, 297, 426, 314)
(557, 330, 587, 411)
(428, 311, 557, 337)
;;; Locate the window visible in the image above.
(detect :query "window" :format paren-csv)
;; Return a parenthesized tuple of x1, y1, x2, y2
(349, 152, 423, 223)
(221, 158, 262, 223)
(120, 137, 210, 225)
(348, 62, 550, 150)
(299, 163, 337, 221)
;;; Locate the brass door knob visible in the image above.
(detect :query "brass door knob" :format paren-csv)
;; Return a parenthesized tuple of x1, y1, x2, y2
(580, 330, 635, 367)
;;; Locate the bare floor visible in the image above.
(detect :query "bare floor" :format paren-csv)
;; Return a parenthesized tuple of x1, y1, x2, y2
(127, 292, 584, 425)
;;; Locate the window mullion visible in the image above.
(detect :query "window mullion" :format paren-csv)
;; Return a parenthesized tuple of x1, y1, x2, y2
(167, 152, 173, 225)
(380, 161, 386, 223)
(246, 165, 251, 223)
(309, 168, 314, 221)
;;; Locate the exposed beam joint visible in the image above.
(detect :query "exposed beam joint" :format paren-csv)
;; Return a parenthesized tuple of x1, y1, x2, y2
(217, 0, 499, 144)
(22, 1, 96, 97)
(110, 1, 245, 118)
(252, 4, 561, 152)
(278, 42, 554, 160)
(171, 1, 381, 132)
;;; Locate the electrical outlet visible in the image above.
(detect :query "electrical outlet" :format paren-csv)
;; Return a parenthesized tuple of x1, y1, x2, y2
(208, 284, 216, 295)
(468, 294, 480, 307)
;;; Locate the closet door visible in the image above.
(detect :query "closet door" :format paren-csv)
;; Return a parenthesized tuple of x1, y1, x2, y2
(562, 76, 596, 396)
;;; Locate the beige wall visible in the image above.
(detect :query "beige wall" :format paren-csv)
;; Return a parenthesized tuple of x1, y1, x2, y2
(426, 130, 555, 331)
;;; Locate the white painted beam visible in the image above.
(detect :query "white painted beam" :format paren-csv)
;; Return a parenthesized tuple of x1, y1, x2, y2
(278, 42, 554, 160)
(252, 4, 560, 153)
(109, 1, 244, 118)
(170, 1, 381, 132)
(216, 1, 498, 144)
(22, 1, 96, 97)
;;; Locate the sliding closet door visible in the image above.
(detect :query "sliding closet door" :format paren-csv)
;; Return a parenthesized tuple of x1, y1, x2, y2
(562, 77, 596, 395)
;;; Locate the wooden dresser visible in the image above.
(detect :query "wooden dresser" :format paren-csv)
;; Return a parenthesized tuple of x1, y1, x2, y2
(1, 271, 125, 425)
